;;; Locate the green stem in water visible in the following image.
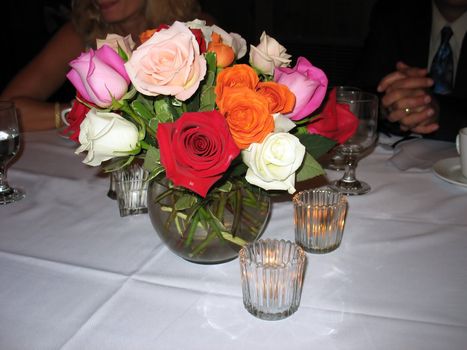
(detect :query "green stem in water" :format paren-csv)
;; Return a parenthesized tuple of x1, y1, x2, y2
(184, 212, 200, 248)
(230, 186, 242, 236)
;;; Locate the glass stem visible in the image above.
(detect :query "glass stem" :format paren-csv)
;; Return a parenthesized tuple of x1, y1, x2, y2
(341, 154, 358, 184)
(0, 163, 10, 193)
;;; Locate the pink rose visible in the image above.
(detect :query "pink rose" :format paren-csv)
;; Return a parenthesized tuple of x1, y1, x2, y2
(66, 45, 130, 108)
(274, 56, 328, 121)
(306, 88, 359, 144)
(157, 111, 240, 197)
(125, 21, 207, 101)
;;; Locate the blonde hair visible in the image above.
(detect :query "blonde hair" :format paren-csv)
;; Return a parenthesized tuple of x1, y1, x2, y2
(72, 0, 201, 47)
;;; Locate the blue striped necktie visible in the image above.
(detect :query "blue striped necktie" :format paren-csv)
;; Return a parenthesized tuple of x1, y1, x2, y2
(430, 26, 454, 95)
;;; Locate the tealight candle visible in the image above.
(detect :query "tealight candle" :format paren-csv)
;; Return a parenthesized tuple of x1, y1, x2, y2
(239, 239, 306, 321)
(293, 188, 347, 253)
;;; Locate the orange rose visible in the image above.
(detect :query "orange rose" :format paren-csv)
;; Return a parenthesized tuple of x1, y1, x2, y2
(215, 64, 259, 109)
(219, 87, 274, 149)
(139, 24, 170, 44)
(139, 29, 157, 44)
(207, 32, 235, 68)
(256, 81, 295, 114)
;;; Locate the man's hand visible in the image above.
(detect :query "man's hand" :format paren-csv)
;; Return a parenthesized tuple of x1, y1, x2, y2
(377, 62, 439, 134)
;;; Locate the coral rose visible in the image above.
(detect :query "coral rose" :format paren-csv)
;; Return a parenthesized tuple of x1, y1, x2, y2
(218, 87, 274, 149)
(256, 81, 295, 114)
(215, 64, 259, 109)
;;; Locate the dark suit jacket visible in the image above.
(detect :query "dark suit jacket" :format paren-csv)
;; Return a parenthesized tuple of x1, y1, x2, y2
(354, 0, 467, 142)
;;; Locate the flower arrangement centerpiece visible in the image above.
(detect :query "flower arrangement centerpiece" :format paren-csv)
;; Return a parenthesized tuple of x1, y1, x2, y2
(63, 20, 358, 263)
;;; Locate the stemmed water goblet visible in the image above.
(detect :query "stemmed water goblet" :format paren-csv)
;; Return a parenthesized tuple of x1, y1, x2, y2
(328, 91, 378, 195)
(0, 100, 25, 204)
(326, 86, 361, 171)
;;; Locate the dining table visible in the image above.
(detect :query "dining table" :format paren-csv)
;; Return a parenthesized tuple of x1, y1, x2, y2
(1, 129, 466, 350)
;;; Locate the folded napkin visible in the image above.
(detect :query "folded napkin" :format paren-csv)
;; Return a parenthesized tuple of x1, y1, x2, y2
(388, 137, 457, 171)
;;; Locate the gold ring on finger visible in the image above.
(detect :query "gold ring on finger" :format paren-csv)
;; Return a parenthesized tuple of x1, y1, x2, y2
(404, 107, 412, 115)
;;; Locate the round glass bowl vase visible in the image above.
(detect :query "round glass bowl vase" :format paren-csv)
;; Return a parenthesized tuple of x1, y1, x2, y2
(147, 179, 271, 264)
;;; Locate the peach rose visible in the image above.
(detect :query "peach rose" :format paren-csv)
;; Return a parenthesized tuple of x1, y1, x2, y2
(218, 87, 274, 149)
(215, 64, 259, 109)
(125, 21, 206, 101)
(256, 81, 295, 114)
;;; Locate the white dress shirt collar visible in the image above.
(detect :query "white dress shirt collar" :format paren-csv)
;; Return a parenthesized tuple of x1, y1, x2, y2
(429, 1, 467, 80)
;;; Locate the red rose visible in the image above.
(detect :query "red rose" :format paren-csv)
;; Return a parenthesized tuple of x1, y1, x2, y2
(190, 28, 206, 53)
(157, 111, 240, 197)
(306, 87, 359, 144)
(60, 93, 92, 142)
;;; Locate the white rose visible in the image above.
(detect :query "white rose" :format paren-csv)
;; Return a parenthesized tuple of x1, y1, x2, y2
(242, 133, 305, 194)
(75, 109, 139, 166)
(249, 31, 291, 75)
(273, 113, 296, 133)
(96, 34, 135, 58)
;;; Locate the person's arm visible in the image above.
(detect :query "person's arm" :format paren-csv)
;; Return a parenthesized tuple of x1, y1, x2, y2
(0, 22, 85, 132)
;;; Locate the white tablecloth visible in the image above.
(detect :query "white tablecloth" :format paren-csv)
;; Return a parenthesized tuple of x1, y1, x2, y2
(1, 131, 466, 350)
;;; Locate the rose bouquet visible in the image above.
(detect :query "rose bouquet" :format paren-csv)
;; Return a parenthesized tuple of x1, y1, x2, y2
(62, 20, 357, 261)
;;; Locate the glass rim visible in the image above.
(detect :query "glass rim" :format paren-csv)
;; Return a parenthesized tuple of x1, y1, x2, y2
(337, 91, 378, 103)
(239, 239, 306, 267)
(0, 100, 15, 111)
(292, 188, 347, 208)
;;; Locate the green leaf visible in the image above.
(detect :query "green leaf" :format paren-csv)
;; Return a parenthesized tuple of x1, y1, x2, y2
(146, 165, 166, 182)
(142, 146, 160, 170)
(296, 133, 336, 159)
(216, 181, 233, 193)
(102, 157, 130, 172)
(296, 152, 325, 182)
(174, 194, 197, 211)
(121, 86, 137, 101)
(185, 92, 200, 112)
(154, 97, 177, 122)
(204, 52, 217, 85)
(148, 118, 159, 133)
(131, 100, 154, 122)
(199, 86, 216, 111)
(198, 52, 217, 111)
(117, 44, 129, 62)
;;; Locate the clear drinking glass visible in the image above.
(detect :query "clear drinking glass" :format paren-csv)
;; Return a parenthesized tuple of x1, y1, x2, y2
(328, 91, 378, 195)
(0, 101, 25, 205)
(239, 239, 306, 321)
(293, 188, 347, 253)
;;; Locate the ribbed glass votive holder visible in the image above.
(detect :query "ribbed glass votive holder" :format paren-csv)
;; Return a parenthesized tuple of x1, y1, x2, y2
(114, 164, 149, 217)
(239, 239, 306, 321)
(293, 188, 347, 253)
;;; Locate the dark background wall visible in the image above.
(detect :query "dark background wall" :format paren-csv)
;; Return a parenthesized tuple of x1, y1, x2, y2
(1, 0, 377, 93)
(200, 0, 378, 86)
(1, 0, 72, 96)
